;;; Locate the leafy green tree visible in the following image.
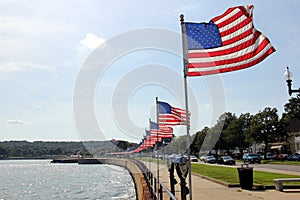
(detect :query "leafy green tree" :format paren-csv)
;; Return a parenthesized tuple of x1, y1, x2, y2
(283, 97, 300, 120)
(223, 113, 252, 154)
(249, 107, 280, 157)
(190, 127, 210, 157)
(0, 146, 8, 157)
(168, 135, 190, 154)
(213, 112, 237, 154)
(281, 97, 300, 134)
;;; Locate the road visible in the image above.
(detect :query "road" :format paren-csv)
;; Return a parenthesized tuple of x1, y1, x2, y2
(248, 163, 300, 176)
(196, 161, 300, 176)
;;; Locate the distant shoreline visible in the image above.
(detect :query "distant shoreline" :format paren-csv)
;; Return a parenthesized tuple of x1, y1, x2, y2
(0, 157, 51, 160)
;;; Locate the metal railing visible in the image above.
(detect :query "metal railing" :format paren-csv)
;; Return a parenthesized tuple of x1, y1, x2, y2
(131, 158, 177, 200)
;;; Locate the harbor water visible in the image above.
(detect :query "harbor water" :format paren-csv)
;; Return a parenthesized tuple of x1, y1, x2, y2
(0, 160, 136, 200)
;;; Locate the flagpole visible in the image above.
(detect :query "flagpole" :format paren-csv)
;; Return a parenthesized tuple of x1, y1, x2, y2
(180, 14, 192, 200)
(148, 120, 152, 183)
(155, 97, 160, 195)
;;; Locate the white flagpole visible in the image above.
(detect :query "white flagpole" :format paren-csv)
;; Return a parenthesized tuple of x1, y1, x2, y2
(180, 14, 192, 200)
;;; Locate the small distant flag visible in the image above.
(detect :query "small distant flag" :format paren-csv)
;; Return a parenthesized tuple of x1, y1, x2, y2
(182, 5, 275, 76)
(145, 130, 150, 136)
(157, 101, 190, 126)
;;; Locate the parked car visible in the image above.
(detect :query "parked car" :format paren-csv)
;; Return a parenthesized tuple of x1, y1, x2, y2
(199, 155, 207, 161)
(218, 156, 236, 165)
(265, 152, 276, 160)
(257, 152, 264, 159)
(190, 156, 198, 162)
(287, 153, 300, 161)
(204, 155, 217, 164)
(275, 153, 289, 161)
(242, 153, 261, 164)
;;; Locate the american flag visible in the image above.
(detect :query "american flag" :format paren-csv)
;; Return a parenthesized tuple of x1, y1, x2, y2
(183, 5, 275, 76)
(146, 135, 162, 143)
(150, 121, 173, 138)
(157, 101, 190, 126)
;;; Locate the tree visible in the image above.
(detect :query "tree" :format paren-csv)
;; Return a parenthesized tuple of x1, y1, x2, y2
(168, 135, 190, 154)
(190, 127, 210, 157)
(283, 97, 300, 120)
(249, 107, 280, 157)
(281, 97, 300, 134)
(223, 113, 252, 154)
(0, 146, 8, 157)
(213, 112, 237, 154)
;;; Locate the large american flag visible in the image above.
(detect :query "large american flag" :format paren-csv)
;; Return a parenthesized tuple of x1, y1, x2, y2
(183, 5, 275, 76)
(157, 101, 190, 126)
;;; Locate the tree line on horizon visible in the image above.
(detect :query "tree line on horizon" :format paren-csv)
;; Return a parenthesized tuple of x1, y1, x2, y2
(183, 97, 300, 158)
(0, 140, 137, 158)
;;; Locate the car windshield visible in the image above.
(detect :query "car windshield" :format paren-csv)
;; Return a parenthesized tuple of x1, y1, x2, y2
(223, 156, 232, 159)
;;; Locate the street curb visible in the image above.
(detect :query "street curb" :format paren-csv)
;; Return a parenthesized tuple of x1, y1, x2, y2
(191, 172, 240, 188)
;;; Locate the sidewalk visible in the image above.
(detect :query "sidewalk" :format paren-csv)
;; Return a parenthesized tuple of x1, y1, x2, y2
(145, 161, 300, 200)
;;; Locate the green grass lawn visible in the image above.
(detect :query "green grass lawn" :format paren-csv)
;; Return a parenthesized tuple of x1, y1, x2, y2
(191, 163, 300, 186)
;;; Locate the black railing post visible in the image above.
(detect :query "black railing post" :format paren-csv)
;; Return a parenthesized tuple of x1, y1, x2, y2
(160, 184, 163, 200)
(175, 163, 189, 200)
(168, 162, 176, 197)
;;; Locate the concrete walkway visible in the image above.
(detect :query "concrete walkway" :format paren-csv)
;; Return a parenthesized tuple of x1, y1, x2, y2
(145, 161, 300, 200)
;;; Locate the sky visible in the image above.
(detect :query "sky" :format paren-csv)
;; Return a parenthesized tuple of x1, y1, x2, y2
(1, 0, 300, 142)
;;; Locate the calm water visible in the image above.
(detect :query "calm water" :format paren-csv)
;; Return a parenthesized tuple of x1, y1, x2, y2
(0, 160, 136, 200)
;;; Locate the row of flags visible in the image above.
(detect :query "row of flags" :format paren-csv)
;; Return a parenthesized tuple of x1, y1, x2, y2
(113, 5, 275, 155)
(130, 101, 189, 153)
(119, 6, 275, 200)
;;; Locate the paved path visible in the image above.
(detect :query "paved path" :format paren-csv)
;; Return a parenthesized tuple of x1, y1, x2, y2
(144, 161, 300, 200)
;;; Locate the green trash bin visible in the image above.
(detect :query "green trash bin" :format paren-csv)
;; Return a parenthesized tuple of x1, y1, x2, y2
(237, 164, 253, 190)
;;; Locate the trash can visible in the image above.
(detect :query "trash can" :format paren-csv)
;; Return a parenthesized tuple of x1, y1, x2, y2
(237, 164, 253, 190)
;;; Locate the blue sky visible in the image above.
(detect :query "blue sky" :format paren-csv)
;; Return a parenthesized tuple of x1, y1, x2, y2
(1, 0, 300, 142)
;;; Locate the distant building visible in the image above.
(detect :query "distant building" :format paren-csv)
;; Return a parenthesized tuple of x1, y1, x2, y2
(288, 118, 300, 153)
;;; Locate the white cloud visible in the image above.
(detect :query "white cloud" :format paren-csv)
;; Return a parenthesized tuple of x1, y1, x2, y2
(7, 119, 26, 125)
(0, 16, 74, 36)
(79, 33, 106, 49)
(0, 61, 50, 71)
(204, 104, 212, 109)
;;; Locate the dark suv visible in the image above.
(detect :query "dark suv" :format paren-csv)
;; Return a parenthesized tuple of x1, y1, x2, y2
(242, 153, 261, 164)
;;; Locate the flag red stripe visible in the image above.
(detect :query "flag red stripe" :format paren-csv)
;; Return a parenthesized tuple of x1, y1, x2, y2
(187, 46, 275, 76)
(219, 17, 252, 38)
(215, 9, 244, 30)
(211, 7, 236, 22)
(187, 37, 271, 68)
(222, 29, 253, 46)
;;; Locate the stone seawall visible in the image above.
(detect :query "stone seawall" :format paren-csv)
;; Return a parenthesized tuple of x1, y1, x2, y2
(99, 158, 150, 200)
